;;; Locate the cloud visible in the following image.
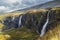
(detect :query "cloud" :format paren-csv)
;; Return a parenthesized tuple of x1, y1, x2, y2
(0, 6, 8, 10)
(0, 6, 10, 13)
(0, 6, 6, 10)
(0, 0, 54, 13)
(4, 0, 18, 4)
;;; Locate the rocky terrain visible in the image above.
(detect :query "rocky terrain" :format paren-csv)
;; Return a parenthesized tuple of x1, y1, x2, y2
(0, 7, 60, 40)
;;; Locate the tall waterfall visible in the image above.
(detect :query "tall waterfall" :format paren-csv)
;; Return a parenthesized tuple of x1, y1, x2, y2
(40, 11, 50, 37)
(18, 15, 23, 27)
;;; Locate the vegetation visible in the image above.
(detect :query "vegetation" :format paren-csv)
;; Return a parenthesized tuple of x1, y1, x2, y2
(0, 7, 60, 40)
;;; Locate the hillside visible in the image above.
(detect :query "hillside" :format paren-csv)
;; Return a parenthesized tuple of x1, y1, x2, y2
(0, 7, 60, 40)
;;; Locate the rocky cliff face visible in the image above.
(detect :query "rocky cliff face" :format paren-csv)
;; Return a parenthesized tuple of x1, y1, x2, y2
(0, 9, 60, 37)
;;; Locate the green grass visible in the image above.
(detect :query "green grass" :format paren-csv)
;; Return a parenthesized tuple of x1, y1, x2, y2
(0, 7, 60, 40)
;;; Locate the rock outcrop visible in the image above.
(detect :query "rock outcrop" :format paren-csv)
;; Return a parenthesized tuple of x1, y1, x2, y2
(0, 9, 59, 37)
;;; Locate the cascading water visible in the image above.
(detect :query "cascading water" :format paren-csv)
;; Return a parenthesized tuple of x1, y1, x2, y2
(12, 17, 15, 21)
(18, 15, 23, 28)
(40, 11, 50, 37)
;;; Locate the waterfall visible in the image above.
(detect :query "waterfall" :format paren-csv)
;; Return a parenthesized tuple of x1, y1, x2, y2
(40, 11, 50, 37)
(18, 15, 23, 27)
(12, 17, 15, 21)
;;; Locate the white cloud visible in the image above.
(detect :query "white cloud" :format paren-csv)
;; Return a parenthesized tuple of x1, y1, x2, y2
(0, 6, 10, 13)
(0, 6, 8, 10)
(5, 0, 18, 4)
(0, 0, 54, 13)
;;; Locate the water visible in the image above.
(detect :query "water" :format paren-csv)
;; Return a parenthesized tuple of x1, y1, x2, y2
(40, 11, 49, 37)
(12, 17, 15, 21)
(18, 15, 23, 28)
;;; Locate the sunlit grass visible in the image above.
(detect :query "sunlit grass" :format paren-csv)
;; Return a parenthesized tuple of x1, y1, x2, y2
(0, 33, 11, 40)
(0, 7, 60, 40)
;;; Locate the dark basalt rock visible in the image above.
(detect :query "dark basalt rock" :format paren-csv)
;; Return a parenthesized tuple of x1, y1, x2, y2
(37, 11, 48, 34)
(21, 13, 38, 31)
(12, 15, 22, 28)
(0, 9, 59, 37)
(2, 16, 13, 30)
(36, 10, 57, 36)
(1, 13, 38, 31)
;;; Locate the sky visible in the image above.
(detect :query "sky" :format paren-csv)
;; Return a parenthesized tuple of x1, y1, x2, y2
(0, 0, 53, 13)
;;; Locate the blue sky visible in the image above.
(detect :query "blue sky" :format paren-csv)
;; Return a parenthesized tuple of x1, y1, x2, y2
(0, 0, 53, 13)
